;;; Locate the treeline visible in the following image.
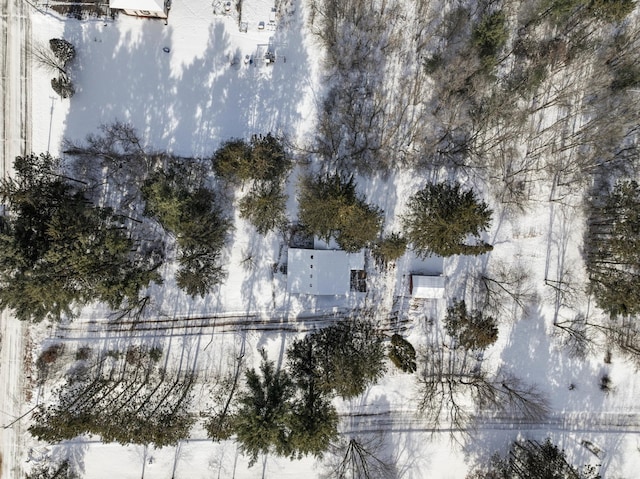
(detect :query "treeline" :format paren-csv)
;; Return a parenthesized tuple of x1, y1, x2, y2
(30, 345, 194, 447)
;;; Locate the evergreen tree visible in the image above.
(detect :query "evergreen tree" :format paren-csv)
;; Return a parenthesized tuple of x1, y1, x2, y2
(443, 299, 498, 350)
(585, 180, 640, 316)
(298, 173, 383, 252)
(288, 385, 338, 459)
(0, 153, 160, 322)
(388, 334, 417, 373)
(587, 0, 635, 22)
(402, 182, 493, 257)
(239, 181, 288, 234)
(25, 460, 80, 479)
(372, 232, 407, 264)
(472, 11, 508, 64)
(467, 438, 601, 479)
(287, 318, 386, 399)
(142, 164, 230, 297)
(30, 350, 194, 447)
(49, 38, 76, 65)
(232, 355, 295, 465)
(51, 76, 74, 99)
(213, 134, 290, 183)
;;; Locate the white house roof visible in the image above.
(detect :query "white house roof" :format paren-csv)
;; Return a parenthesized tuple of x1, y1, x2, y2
(287, 249, 364, 295)
(109, 0, 166, 11)
(411, 275, 445, 299)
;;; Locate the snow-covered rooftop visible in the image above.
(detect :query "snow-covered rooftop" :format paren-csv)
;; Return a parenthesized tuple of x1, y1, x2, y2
(411, 274, 445, 299)
(287, 248, 364, 295)
(109, 0, 166, 12)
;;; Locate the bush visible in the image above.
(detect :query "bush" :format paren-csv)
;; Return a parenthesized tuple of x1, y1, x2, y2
(388, 334, 417, 373)
(443, 299, 498, 350)
(75, 346, 91, 361)
(373, 232, 407, 264)
(51, 76, 74, 98)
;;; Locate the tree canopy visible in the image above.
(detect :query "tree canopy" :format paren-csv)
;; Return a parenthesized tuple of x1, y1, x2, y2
(217, 352, 338, 465)
(402, 182, 493, 257)
(467, 438, 601, 479)
(287, 318, 386, 399)
(297, 173, 383, 252)
(585, 180, 640, 316)
(231, 356, 296, 465)
(142, 163, 230, 297)
(212, 133, 290, 183)
(443, 299, 498, 350)
(239, 181, 288, 235)
(0, 153, 160, 322)
(30, 348, 194, 447)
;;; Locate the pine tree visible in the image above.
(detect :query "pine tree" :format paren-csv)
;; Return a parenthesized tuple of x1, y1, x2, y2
(212, 134, 290, 183)
(388, 334, 417, 373)
(239, 181, 288, 234)
(51, 76, 75, 99)
(467, 438, 601, 479)
(402, 182, 492, 257)
(142, 164, 230, 297)
(443, 299, 498, 350)
(372, 232, 407, 264)
(585, 180, 640, 316)
(232, 354, 295, 466)
(49, 38, 76, 65)
(0, 153, 160, 322)
(26, 460, 80, 479)
(297, 173, 383, 252)
(287, 318, 386, 399)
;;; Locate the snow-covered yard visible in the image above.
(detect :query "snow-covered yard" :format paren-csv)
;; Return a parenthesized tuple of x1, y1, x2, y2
(10, 0, 640, 478)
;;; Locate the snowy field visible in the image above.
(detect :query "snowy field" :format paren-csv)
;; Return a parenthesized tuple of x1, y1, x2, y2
(12, 0, 640, 478)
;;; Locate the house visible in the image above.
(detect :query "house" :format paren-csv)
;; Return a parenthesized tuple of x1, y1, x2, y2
(109, 0, 169, 19)
(287, 248, 365, 295)
(410, 274, 445, 299)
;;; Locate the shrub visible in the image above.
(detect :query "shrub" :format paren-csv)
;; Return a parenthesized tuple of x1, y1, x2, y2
(472, 11, 508, 63)
(443, 299, 498, 350)
(373, 232, 407, 264)
(388, 334, 417, 373)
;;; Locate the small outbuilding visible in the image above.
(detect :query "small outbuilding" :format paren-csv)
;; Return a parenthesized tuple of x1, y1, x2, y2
(287, 248, 365, 295)
(109, 0, 169, 19)
(410, 274, 445, 299)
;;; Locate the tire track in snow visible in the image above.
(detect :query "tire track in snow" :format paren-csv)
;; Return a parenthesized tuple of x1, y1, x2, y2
(52, 311, 412, 340)
(0, 0, 30, 476)
(340, 410, 640, 435)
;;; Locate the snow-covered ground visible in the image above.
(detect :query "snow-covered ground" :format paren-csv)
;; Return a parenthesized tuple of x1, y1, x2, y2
(10, 0, 640, 478)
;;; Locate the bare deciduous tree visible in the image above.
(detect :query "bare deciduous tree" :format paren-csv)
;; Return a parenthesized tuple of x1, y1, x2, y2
(322, 435, 397, 479)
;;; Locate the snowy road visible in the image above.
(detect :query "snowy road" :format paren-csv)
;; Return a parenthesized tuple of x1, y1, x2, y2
(0, 0, 30, 176)
(0, 0, 30, 476)
(341, 409, 640, 435)
(0, 311, 26, 479)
